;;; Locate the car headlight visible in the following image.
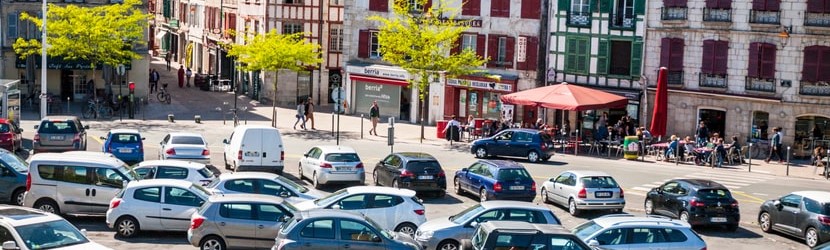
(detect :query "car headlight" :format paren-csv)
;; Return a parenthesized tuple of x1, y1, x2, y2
(415, 230, 433, 240)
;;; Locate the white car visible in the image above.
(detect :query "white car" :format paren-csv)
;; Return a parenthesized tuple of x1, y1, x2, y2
(159, 133, 211, 164)
(205, 172, 323, 203)
(0, 205, 112, 250)
(105, 179, 212, 237)
(132, 160, 217, 186)
(294, 186, 426, 235)
(298, 145, 365, 188)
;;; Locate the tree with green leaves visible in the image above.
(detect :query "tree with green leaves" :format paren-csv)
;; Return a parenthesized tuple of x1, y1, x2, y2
(13, 0, 150, 98)
(225, 30, 323, 127)
(370, 0, 487, 142)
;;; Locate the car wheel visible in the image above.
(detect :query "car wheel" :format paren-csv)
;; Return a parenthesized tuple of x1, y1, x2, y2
(11, 188, 25, 206)
(313, 172, 322, 189)
(116, 216, 140, 238)
(806, 227, 820, 248)
(479, 188, 488, 202)
(298, 164, 304, 181)
(199, 236, 226, 250)
(527, 151, 540, 163)
(454, 178, 464, 195)
(474, 147, 488, 158)
(679, 211, 690, 223)
(568, 198, 580, 216)
(392, 179, 400, 188)
(34, 199, 59, 214)
(540, 188, 550, 204)
(437, 240, 460, 250)
(759, 212, 772, 232)
(373, 170, 380, 186)
(644, 199, 654, 215)
(395, 223, 417, 236)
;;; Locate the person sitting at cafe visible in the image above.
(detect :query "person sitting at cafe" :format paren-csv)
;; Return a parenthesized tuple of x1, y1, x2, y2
(664, 135, 679, 161)
(726, 136, 742, 163)
(715, 138, 727, 167)
(814, 146, 826, 170)
(442, 115, 461, 141)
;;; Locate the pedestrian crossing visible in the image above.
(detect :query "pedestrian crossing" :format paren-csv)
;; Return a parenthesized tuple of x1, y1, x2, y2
(625, 171, 778, 196)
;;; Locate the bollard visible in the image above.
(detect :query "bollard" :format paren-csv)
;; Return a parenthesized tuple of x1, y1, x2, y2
(748, 143, 753, 172)
(168, 114, 175, 123)
(675, 141, 680, 166)
(360, 114, 364, 139)
(66, 97, 70, 114)
(331, 112, 335, 136)
(826, 149, 829, 180)
(243, 107, 248, 125)
(140, 98, 145, 120)
(195, 115, 201, 123)
(786, 146, 791, 176)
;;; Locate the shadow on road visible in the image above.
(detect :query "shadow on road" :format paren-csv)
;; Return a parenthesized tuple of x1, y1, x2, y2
(695, 226, 764, 239)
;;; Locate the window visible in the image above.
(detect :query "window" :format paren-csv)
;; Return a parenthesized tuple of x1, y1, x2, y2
(257, 204, 288, 222)
(503, 209, 547, 223)
(602, 40, 635, 76)
(329, 25, 343, 52)
(197, 168, 214, 178)
(514, 132, 531, 142)
(780, 194, 801, 208)
(157, 166, 188, 179)
(474, 209, 504, 223)
(325, 153, 360, 162)
(260, 180, 293, 197)
(661, 0, 688, 20)
(750, 0, 780, 24)
(462, 0, 481, 15)
(801, 46, 830, 95)
(704, 0, 732, 22)
(521, 0, 541, 19)
(0, 226, 13, 245)
(461, 34, 477, 52)
(63, 166, 90, 185)
(133, 187, 161, 202)
(407, 0, 426, 12)
(368, 0, 389, 12)
(804, 198, 823, 214)
(7, 13, 18, 43)
(659, 37, 685, 85)
(225, 179, 256, 193)
(569, 0, 591, 26)
(747, 43, 776, 80)
(700, 40, 728, 88)
(490, 0, 510, 17)
(337, 195, 368, 210)
(806, 0, 830, 26)
(487, 35, 514, 68)
(111, 133, 140, 144)
(593, 228, 626, 245)
(495, 131, 513, 141)
(170, 136, 204, 145)
(220, 203, 254, 220)
(330, 0, 342, 5)
(282, 23, 303, 35)
(383, 155, 401, 167)
(497, 169, 531, 181)
(164, 187, 204, 207)
(565, 36, 590, 74)
(497, 37, 507, 63)
(340, 220, 378, 242)
(300, 219, 335, 239)
(370, 31, 381, 58)
(611, 0, 635, 29)
(369, 195, 402, 208)
(284, 0, 303, 3)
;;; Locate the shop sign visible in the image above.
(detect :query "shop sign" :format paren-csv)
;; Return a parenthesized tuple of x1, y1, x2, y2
(448, 78, 513, 92)
(437, 17, 483, 28)
(517, 37, 527, 63)
(346, 65, 409, 80)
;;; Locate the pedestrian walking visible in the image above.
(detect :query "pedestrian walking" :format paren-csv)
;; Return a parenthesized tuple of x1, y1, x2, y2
(149, 69, 160, 94)
(177, 66, 185, 88)
(765, 127, 785, 163)
(696, 121, 709, 146)
(369, 100, 380, 136)
(293, 100, 306, 130)
(185, 68, 192, 87)
(304, 97, 316, 130)
(165, 53, 171, 71)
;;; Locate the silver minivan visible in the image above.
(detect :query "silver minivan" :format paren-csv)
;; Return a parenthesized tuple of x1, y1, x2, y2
(540, 170, 626, 216)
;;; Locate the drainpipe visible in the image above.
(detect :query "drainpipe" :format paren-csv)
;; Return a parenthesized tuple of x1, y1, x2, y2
(537, 0, 550, 88)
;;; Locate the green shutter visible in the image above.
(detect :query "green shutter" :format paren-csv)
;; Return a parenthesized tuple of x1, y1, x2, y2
(597, 0, 610, 13)
(565, 38, 577, 72)
(634, 0, 645, 15)
(630, 41, 644, 77)
(560, 0, 571, 13)
(577, 38, 589, 73)
(596, 39, 609, 74)
(163, 0, 171, 18)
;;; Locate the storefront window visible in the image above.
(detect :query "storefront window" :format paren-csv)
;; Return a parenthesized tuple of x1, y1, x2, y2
(458, 89, 467, 118)
(699, 109, 726, 138)
(296, 71, 311, 104)
(483, 92, 501, 120)
(468, 92, 478, 117)
(794, 116, 830, 158)
(353, 81, 401, 118)
(751, 111, 769, 140)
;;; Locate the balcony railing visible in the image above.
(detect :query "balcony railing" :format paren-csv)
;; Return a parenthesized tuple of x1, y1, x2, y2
(805, 12, 830, 27)
(699, 73, 727, 88)
(667, 70, 684, 85)
(610, 14, 635, 29)
(749, 10, 780, 24)
(568, 12, 591, 27)
(800, 81, 830, 96)
(703, 8, 732, 22)
(661, 7, 688, 20)
(745, 77, 776, 92)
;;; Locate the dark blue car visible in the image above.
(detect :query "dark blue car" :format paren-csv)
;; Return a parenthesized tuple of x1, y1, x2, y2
(0, 148, 28, 206)
(101, 129, 145, 164)
(471, 128, 555, 163)
(453, 160, 536, 202)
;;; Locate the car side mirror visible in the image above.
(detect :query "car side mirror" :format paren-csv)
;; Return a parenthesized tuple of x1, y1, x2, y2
(588, 239, 600, 247)
(121, 180, 128, 189)
(223, 139, 229, 144)
(279, 191, 290, 198)
(279, 215, 290, 223)
(142, 137, 146, 141)
(33, 125, 39, 130)
(80, 229, 87, 237)
(460, 168, 468, 172)
(16, 129, 22, 133)
(303, 153, 308, 157)
(332, 204, 342, 210)
(99, 136, 106, 140)
(773, 200, 782, 209)
(2, 241, 19, 250)
(371, 235, 382, 242)
(83, 125, 90, 129)
(468, 221, 478, 228)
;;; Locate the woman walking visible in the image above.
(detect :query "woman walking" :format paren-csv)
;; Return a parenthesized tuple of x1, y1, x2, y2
(293, 100, 307, 130)
(305, 97, 316, 130)
(369, 100, 380, 136)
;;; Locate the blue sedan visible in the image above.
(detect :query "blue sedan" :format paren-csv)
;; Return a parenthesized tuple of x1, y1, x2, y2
(453, 160, 536, 202)
(101, 129, 145, 164)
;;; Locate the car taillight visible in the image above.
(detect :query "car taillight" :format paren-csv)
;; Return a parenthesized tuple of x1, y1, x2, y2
(437, 170, 445, 177)
(276, 239, 288, 250)
(33, 134, 40, 142)
(355, 163, 364, 169)
(202, 149, 210, 156)
(690, 198, 705, 207)
(578, 188, 587, 198)
(541, 143, 547, 150)
(819, 215, 830, 226)
(191, 216, 205, 229)
(531, 181, 536, 192)
(237, 150, 243, 160)
(731, 200, 739, 208)
(26, 174, 31, 191)
(700, 248, 707, 250)
(165, 148, 176, 155)
(110, 198, 122, 209)
(73, 134, 81, 142)
(414, 209, 425, 215)
(320, 163, 333, 169)
(400, 170, 415, 178)
(494, 182, 503, 192)
(619, 188, 625, 198)
(107, 146, 113, 153)
(281, 151, 284, 161)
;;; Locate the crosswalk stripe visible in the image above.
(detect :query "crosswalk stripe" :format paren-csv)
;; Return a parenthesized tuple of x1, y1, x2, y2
(631, 187, 653, 192)
(686, 172, 776, 180)
(651, 181, 666, 185)
(684, 173, 773, 182)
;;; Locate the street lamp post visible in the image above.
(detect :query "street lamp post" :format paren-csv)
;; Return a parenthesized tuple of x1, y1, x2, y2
(40, 0, 48, 119)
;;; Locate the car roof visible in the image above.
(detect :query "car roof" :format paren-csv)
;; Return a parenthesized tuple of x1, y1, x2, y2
(296, 209, 365, 221)
(235, 125, 278, 130)
(675, 179, 728, 189)
(566, 170, 612, 178)
(480, 221, 571, 235)
(138, 160, 206, 169)
(217, 171, 280, 180)
(29, 152, 124, 166)
(209, 193, 284, 204)
(395, 152, 437, 161)
(0, 205, 63, 227)
(479, 200, 551, 210)
(792, 191, 830, 203)
(590, 214, 691, 229)
(167, 132, 205, 137)
(346, 186, 417, 197)
(109, 129, 141, 134)
(127, 179, 195, 189)
(41, 116, 80, 121)
(479, 160, 524, 169)
(504, 128, 542, 134)
(314, 146, 357, 153)
(0, 118, 10, 124)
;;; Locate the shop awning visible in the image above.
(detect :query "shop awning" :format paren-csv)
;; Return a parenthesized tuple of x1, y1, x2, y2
(349, 75, 409, 87)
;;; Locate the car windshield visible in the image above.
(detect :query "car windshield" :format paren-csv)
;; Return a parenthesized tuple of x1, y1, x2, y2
(451, 204, 485, 224)
(38, 121, 77, 134)
(197, 167, 214, 178)
(581, 176, 619, 188)
(117, 165, 138, 181)
(572, 221, 604, 240)
(15, 219, 90, 249)
(324, 153, 361, 162)
(171, 136, 205, 145)
(0, 123, 10, 133)
(190, 184, 213, 197)
(276, 176, 309, 193)
(111, 133, 140, 144)
(696, 189, 732, 200)
(314, 188, 348, 206)
(497, 169, 532, 181)
(0, 153, 28, 173)
(406, 161, 441, 172)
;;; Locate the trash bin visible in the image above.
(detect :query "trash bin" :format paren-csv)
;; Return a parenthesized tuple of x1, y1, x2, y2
(623, 136, 640, 160)
(437, 120, 447, 139)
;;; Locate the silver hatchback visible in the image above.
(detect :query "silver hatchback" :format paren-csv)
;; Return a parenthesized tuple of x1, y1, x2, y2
(540, 170, 626, 216)
(188, 194, 297, 250)
(572, 214, 707, 250)
(32, 116, 89, 153)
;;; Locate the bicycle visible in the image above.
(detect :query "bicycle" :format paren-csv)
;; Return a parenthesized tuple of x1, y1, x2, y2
(83, 98, 113, 119)
(157, 84, 171, 104)
(748, 138, 770, 159)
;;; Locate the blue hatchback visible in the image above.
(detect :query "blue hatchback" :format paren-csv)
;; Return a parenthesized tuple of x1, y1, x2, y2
(101, 129, 145, 164)
(453, 160, 536, 202)
(471, 128, 555, 163)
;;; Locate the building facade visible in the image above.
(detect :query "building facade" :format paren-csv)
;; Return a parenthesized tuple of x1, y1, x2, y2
(644, 0, 830, 157)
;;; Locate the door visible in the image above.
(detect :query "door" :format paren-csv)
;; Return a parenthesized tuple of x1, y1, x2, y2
(364, 194, 402, 230)
(338, 219, 385, 250)
(254, 203, 291, 248)
(509, 132, 533, 157)
(58, 166, 93, 213)
(653, 182, 680, 216)
(260, 129, 282, 167)
(131, 187, 162, 231)
(241, 130, 263, 166)
(490, 131, 514, 155)
(380, 155, 401, 185)
(463, 163, 485, 193)
(160, 186, 204, 231)
(216, 203, 258, 248)
(622, 227, 664, 250)
(0, 165, 17, 200)
(296, 219, 339, 249)
(551, 173, 574, 205)
(91, 167, 128, 214)
(333, 194, 369, 215)
(775, 194, 802, 234)
(301, 147, 319, 179)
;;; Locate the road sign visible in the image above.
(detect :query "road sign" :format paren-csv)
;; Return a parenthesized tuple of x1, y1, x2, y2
(117, 64, 126, 76)
(332, 87, 346, 102)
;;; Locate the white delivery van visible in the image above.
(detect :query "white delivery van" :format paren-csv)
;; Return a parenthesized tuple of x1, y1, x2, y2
(222, 125, 285, 174)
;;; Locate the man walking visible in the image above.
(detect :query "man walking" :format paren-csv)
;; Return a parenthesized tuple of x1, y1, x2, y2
(185, 68, 193, 87)
(304, 97, 316, 130)
(149, 69, 160, 94)
(766, 127, 784, 163)
(695, 121, 709, 146)
(165, 53, 171, 71)
(177, 65, 185, 88)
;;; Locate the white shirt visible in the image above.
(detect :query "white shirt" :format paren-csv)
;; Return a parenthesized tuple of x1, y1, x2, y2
(444, 119, 461, 132)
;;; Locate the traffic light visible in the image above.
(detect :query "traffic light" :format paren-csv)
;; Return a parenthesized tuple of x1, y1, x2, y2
(128, 82, 136, 93)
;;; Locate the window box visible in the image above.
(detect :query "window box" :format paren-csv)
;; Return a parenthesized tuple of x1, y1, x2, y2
(661, 7, 687, 20)
(610, 14, 635, 29)
(806, 13, 830, 27)
(699, 73, 727, 88)
(749, 10, 780, 24)
(745, 77, 776, 92)
(568, 12, 591, 27)
(703, 8, 731, 22)
(800, 81, 830, 96)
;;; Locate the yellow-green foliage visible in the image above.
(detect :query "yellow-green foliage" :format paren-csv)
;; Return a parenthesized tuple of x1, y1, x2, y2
(225, 30, 322, 73)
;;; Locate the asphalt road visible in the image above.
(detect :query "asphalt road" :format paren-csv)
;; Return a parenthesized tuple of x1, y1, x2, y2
(20, 123, 828, 250)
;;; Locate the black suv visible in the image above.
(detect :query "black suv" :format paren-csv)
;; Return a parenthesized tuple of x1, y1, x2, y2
(645, 179, 740, 231)
(461, 221, 592, 250)
(373, 152, 446, 196)
(471, 128, 555, 163)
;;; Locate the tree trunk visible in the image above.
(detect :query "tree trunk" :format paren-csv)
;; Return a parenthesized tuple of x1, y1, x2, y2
(272, 77, 278, 127)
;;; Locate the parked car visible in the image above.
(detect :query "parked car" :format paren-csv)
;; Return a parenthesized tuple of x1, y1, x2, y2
(541, 170, 625, 216)
(159, 133, 211, 164)
(0, 148, 28, 206)
(188, 194, 298, 250)
(460, 221, 592, 250)
(206, 172, 322, 202)
(644, 179, 740, 231)
(572, 214, 707, 250)
(32, 116, 89, 153)
(100, 129, 145, 164)
(273, 209, 420, 250)
(132, 160, 216, 186)
(0, 118, 23, 152)
(105, 179, 212, 237)
(24, 152, 139, 215)
(414, 201, 560, 250)
(453, 160, 536, 202)
(0, 205, 112, 250)
(470, 128, 555, 163)
(815, 241, 830, 250)
(222, 125, 285, 174)
(373, 152, 446, 196)
(298, 146, 364, 188)
(758, 191, 830, 248)
(294, 186, 426, 235)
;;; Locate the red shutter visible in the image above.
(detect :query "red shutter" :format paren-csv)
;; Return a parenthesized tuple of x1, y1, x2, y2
(425, 0, 433, 12)
(706, 0, 718, 8)
(719, 0, 732, 9)
(714, 41, 729, 75)
(476, 34, 487, 58)
(525, 36, 539, 71)
(747, 43, 760, 78)
(760, 43, 777, 79)
(491, 0, 509, 17)
(369, 0, 388, 12)
(701, 40, 715, 74)
(490, 0, 500, 17)
(472, 0, 481, 14)
(505, 37, 515, 68)
(451, 36, 461, 55)
(660, 38, 671, 68)
(752, 0, 765, 10)
(675, 0, 688, 7)
(820, 47, 830, 81)
(767, 0, 780, 11)
(521, 0, 540, 19)
(808, 0, 823, 12)
(487, 35, 498, 68)
(503, 0, 512, 17)
(358, 30, 370, 58)
(462, 0, 475, 15)
(803, 46, 820, 82)
(670, 39, 685, 70)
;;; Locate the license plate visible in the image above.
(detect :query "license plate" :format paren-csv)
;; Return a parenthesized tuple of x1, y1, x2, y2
(118, 148, 132, 153)
(595, 191, 612, 198)
(417, 175, 433, 180)
(50, 135, 64, 140)
(711, 217, 727, 222)
(335, 167, 351, 171)
(509, 186, 525, 190)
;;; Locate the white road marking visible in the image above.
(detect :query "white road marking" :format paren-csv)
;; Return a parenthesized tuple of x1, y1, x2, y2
(631, 187, 653, 192)
(753, 193, 769, 196)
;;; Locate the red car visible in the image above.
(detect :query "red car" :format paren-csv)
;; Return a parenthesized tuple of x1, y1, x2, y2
(0, 119, 22, 152)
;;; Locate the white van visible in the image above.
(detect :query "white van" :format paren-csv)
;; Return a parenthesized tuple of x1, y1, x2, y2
(23, 152, 139, 215)
(222, 125, 285, 174)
